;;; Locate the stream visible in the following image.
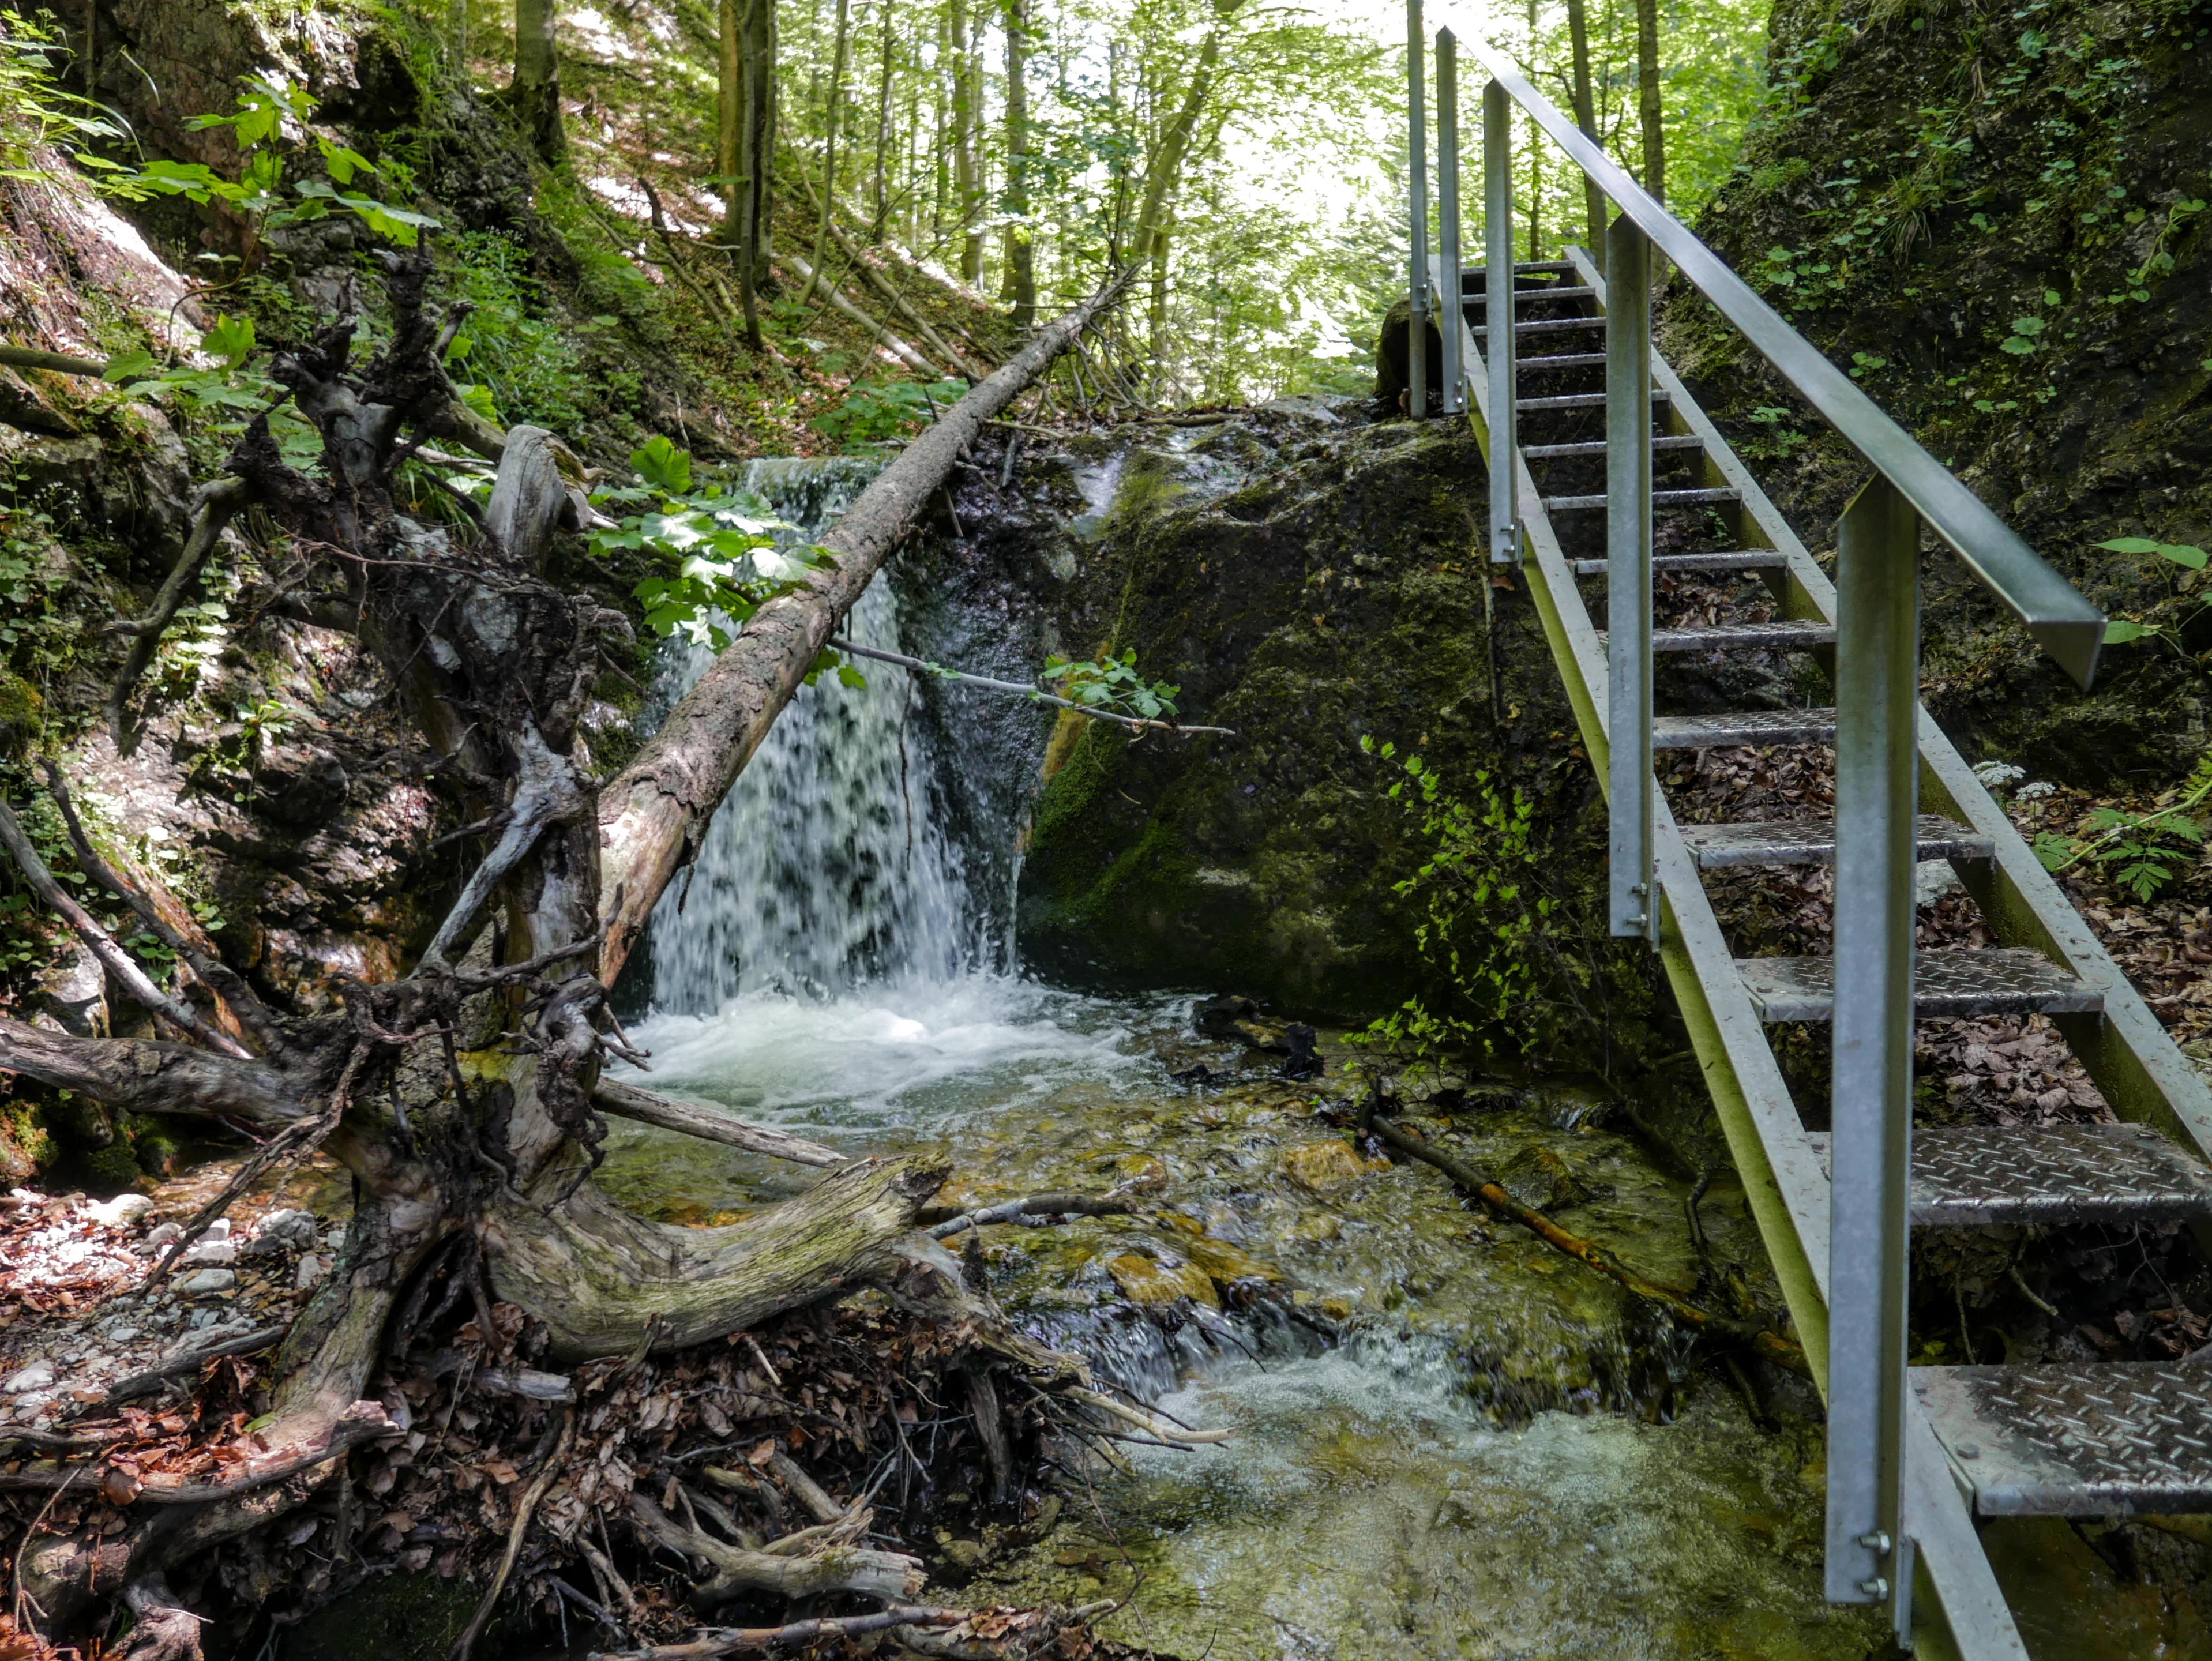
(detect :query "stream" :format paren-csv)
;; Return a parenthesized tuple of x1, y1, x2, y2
(596, 459, 1886, 1659)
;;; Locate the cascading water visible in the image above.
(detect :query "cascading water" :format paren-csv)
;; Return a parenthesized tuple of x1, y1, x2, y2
(599, 445, 1883, 1661)
(641, 457, 992, 1012)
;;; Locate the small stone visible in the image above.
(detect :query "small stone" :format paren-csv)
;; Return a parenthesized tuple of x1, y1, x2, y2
(295, 1254, 331, 1291)
(1107, 1253, 1219, 1309)
(1181, 1234, 1280, 1291)
(172, 1268, 237, 1297)
(82, 1193, 153, 1226)
(179, 1239, 238, 1268)
(322, 1228, 346, 1251)
(1280, 1140, 1372, 1194)
(103, 1325, 141, 1344)
(2, 1361, 55, 1393)
(204, 1219, 231, 1241)
(144, 1222, 183, 1250)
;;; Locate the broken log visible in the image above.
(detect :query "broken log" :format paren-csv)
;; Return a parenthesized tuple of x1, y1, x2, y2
(591, 1077, 847, 1167)
(595, 268, 1137, 984)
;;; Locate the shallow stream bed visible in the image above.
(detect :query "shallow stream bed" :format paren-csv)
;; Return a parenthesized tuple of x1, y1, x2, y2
(601, 976, 1886, 1660)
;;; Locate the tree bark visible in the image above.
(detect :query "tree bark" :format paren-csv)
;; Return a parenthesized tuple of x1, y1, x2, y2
(775, 248, 938, 375)
(1564, 0, 1606, 264)
(950, 0, 985, 287)
(1634, 0, 1664, 202)
(1000, 0, 1036, 328)
(512, 0, 566, 164)
(595, 272, 1133, 986)
(799, 0, 853, 307)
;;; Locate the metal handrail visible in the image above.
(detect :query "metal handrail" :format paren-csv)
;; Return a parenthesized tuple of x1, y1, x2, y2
(1430, 24, 2105, 689)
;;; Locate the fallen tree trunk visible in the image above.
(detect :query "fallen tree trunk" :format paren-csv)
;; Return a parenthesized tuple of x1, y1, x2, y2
(592, 1077, 848, 1166)
(595, 269, 1135, 984)
(774, 249, 940, 376)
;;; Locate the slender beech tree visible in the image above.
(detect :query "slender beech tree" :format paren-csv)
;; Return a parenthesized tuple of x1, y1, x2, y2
(1001, 0, 1037, 326)
(1564, 0, 1605, 261)
(1634, 0, 1664, 201)
(951, 0, 985, 286)
(511, 0, 566, 164)
(719, 0, 777, 348)
(799, 0, 853, 306)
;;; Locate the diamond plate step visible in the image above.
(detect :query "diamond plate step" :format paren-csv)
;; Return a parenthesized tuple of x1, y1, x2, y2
(1463, 260, 1579, 276)
(1914, 1364, 2212, 1515)
(1736, 947, 2103, 1022)
(1473, 317, 1609, 337)
(1802, 1124, 2212, 1226)
(1573, 550, 1792, 577)
(1525, 435, 1704, 459)
(1651, 708, 1837, 749)
(1597, 620, 1836, 654)
(1546, 487, 1742, 512)
(1678, 813, 1990, 868)
(1519, 390, 1672, 413)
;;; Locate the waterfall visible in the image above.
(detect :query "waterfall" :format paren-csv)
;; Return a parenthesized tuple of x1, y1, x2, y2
(640, 457, 988, 1013)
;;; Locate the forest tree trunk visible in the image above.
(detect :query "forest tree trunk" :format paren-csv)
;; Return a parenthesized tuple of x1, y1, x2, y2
(1634, 0, 1664, 202)
(1564, 0, 1605, 262)
(1001, 0, 1036, 328)
(951, 0, 985, 287)
(801, 0, 852, 307)
(512, 0, 566, 164)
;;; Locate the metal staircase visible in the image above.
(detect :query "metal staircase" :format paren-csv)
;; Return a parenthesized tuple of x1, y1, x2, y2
(1403, 13, 2212, 1658)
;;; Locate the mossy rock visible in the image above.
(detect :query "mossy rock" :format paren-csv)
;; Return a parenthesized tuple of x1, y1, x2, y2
(0, 671, 43, 758)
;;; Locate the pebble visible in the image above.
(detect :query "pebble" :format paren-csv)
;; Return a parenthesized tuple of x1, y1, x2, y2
(179, 1239, 238, 1268)
(81, 1193, 153, 1226)
(144, 1222, 183, 1251)
(295, 1254, 331, 1291)
(172, 1268, 238, 1297)
(2, 1361, 55, 1393)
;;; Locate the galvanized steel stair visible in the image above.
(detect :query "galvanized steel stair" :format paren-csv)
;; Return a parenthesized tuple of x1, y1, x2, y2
(1444, 246, 2212, 1635)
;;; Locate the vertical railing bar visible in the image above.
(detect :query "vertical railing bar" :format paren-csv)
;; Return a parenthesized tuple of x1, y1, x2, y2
(1605, 215, 1654, 944)
(1482, 78, 1514, 562)
(1435, 29, 1463, 415)
(1826, 474, 1920, 1625)
(1406, 0, 1428, 420)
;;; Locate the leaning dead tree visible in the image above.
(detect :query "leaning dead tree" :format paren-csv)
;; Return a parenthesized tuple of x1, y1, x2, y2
(0, 250, 1146, 1651)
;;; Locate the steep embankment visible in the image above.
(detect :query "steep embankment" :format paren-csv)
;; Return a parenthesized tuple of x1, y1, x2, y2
(1671, 0, 2212, 784)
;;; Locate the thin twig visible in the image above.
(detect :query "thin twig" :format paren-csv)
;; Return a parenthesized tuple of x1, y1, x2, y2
(829, 637, 1233, 736)
(455, 1408, 576, 1661)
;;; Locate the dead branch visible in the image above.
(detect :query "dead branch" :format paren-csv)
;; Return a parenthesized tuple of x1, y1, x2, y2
(104, 477, 252, 752)
(0, 345, 111, 377)
(455, 1408, 575, 1661)
(596, 266, 1142, 985)
(588, 1606, 966, 1661)
(630, 1492, 925, 1606)
(773, 249, 939, 377)
(591, 1078, 847, 1167)
(0, 797, 252, 1058)
(2, 1400, 400, 1501)
(830, 637, 1235, 737)
(1362, 1115, 1809, 1374)
(67, 1325, 291, 1419)
(416, 720, 590, 969)
(0, 1014, 306, 1128)
(1058, 1385, 1229, 1446)
(43, 761, 292, 1060)
(922, 1193, 1134, 1239)
(797, 174, 987, 379)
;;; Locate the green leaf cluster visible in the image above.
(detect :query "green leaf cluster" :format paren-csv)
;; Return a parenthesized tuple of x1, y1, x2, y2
(1039, 651, 1178, 721)
(2031, 754, 2211, 903)
(589, 438, 840, 659)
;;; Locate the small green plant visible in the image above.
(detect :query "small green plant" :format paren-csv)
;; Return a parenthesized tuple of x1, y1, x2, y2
(1346, 738, 1564, 1068)
(2032, 756, 2211, 903)
(2094, 535, 2209, 649)
(83, 75, 438, 247)
(1039, 652, 1178, 721)
(809, 379, 967, 447)
(590, 437, 844, 667)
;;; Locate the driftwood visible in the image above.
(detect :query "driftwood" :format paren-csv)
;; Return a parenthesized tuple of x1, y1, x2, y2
(1361, 1115, 1809, 1374)
(592, 1077, 847, 1167)
(595, 266, 1137, 985)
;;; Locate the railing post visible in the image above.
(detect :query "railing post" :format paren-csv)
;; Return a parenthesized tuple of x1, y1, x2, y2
(1606, 215, 1655, 944)
(1482, 78, 1515, 563)
(1434, 29, 1463, 416)
(1827, 473, 1920, 1637)
(1406, 0, 1428, 421)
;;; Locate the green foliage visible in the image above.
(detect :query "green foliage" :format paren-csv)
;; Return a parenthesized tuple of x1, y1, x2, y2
(1039, 651, 1178, 721)
(809, 379, 967, 447)
(589, 439, 836, 656)
(2033, 755, 2211, 902)
(0, 9, 127, 179)
(437, 231, 617, 431)
(2093, 534, 2211, 649)
(85, 75, 438, 246)
(1349, 738, 1560, 1066)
